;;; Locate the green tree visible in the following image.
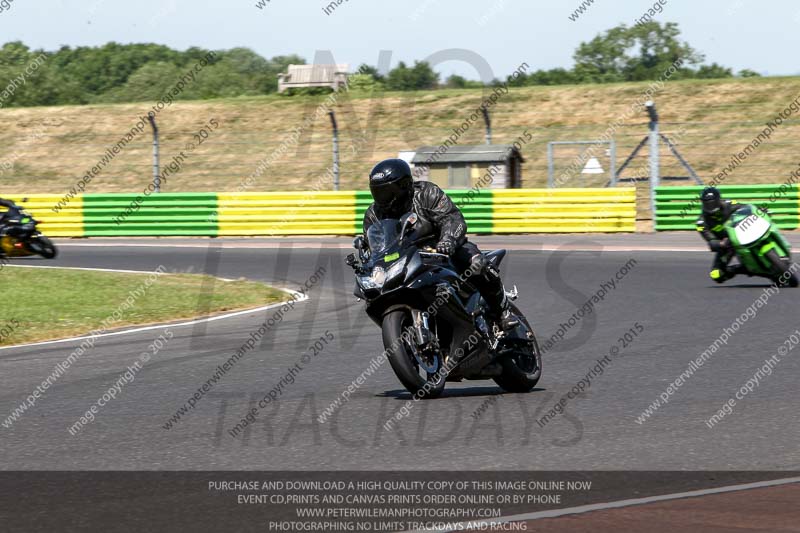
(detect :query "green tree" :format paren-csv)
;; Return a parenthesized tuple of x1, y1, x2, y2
(99, 62, 185, 104)
(445, 74, 467, 88)
(386, 61, 412, 90)
(347, 73, 384, 93)
(356, 63, 384, 81)
(738, 69, 761, 78)
(386, 61, 438, 91)
(0, 41, 34, 67)
(182, 62, 252, 99)
(509, 68, 577, 86)
(49, 42, 184, 98)
(410, 61, 438, 89)
(695, 63, 734, 79)
(573, 22, 702, 83)
(212, 48, 274, 94)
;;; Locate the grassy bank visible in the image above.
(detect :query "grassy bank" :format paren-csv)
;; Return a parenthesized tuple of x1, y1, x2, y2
(1, 76, 799, 193)
(0, 267, 287, 345)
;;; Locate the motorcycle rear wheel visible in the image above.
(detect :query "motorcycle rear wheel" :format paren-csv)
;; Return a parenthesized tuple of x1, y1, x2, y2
(493, 304, 542, 393)
(382, 309, 446, 399)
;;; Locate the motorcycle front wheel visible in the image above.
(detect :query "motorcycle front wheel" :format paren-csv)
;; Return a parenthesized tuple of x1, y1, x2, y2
(765, 249, 798, 288)
(27, 235, 57, 259)
(382, 309, 446, 399)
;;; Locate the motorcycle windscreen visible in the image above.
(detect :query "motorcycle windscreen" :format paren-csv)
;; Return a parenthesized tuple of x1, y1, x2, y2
(733, 213, 770, 246)
(366, 219, 402, 257)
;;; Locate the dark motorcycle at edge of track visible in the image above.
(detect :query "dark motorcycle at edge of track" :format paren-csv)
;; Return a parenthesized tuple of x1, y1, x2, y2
(346, 212, 541, 399)
(0, 199, 58, 259)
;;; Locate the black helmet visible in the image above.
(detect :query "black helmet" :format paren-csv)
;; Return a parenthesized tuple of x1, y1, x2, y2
(369, 158, 414, 216)
(701, 186, 723, 218)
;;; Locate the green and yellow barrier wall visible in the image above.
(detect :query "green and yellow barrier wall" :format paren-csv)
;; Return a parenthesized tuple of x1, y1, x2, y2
(1, 188, 636, 237)
(654, 185, 799, 231)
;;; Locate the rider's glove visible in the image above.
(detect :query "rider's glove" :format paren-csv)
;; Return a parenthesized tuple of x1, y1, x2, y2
(719, 238, 731, 251)
(436, 237, 456, 256)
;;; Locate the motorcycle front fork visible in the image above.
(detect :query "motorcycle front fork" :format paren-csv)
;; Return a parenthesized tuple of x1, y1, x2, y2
(411, 309, 434, 349)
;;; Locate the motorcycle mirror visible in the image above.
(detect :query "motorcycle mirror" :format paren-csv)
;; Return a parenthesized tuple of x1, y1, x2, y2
(399, 212, 418, 245)
(345, 253, 358, 268)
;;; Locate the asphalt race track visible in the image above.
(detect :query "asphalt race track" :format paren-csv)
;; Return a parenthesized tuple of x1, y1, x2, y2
(1, 233, 799, 472)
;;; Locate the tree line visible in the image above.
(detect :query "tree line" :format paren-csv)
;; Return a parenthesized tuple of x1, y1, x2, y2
(0, 22, 758, 108)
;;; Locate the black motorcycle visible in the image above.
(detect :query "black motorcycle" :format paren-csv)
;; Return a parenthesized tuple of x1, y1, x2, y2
(346, 212, 541, 399)
(0, 201, 57, 259)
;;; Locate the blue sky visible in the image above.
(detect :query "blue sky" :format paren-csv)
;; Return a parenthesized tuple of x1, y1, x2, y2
(2, 0, 798, 79)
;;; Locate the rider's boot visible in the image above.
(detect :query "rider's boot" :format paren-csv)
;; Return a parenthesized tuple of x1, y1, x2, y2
(468, 252, 518, 332)
(487, 289, 518, 333)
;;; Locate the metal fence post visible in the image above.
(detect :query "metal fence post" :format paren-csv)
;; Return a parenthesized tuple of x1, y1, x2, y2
(646, 101, 660, 215)
(328, 110, 339, 191)
(609, 139, 617, 187)
(481, 107, 492, 145)
(147, 114, 160, 193)
(547, 142, 554, 188)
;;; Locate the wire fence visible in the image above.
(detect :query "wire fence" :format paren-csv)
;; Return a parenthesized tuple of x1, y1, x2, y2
(1, 93, 799, 194)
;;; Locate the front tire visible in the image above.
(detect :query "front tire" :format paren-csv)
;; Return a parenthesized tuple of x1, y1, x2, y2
(493, 304, 542, 393)
(382, 310, 446, 399)
(28, 235, 57, 259)
(765, 249, 798, 287)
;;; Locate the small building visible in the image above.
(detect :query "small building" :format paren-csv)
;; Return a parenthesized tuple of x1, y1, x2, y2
(277, 64, 349, 93)
(409, 145, 524, 189)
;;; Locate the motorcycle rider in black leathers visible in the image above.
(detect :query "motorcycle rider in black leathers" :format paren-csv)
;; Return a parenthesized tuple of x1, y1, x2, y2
(0, 197, 22, 235)
(0, 198, 23, 257)
(696, 186, 748, 283)
(363, 158, 517, 330)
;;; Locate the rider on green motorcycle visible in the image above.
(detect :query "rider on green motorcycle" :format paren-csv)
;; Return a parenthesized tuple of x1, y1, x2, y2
(696, 187, 749, 283)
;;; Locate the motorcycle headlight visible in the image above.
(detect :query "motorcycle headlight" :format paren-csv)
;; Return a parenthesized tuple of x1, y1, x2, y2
(385, 258, 406, 283)
(359, 266, 386, 289)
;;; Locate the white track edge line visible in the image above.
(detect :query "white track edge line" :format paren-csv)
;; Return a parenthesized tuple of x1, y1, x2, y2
(0, 266, 305, 351)
(431, 475, 800, 532)
(3, 263, 239, 281)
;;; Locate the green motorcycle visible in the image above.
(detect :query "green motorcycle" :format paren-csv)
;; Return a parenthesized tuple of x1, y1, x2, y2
(725, 205, 798, 287)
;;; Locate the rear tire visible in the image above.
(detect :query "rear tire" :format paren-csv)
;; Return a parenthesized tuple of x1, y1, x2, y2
(493, 304, 542, 393)
(28, 235, 57, 259)
(382, 310, 446, 399)
(765, 249, 798, 287)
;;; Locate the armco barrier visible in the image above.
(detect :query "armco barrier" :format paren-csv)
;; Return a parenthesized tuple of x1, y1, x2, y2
(82, 193, 219, 236)
(217, 191, 359, 236)
(216, 190, 499, 236)
(654, 185, 799, 231)
(3, 194, 83, 237)
(215, 188, 635, 235)
(490, 189, 636, 233)
(0, 188, 637, 237)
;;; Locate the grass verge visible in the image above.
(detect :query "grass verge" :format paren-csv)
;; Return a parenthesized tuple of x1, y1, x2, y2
(0, 267, 287, 345)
